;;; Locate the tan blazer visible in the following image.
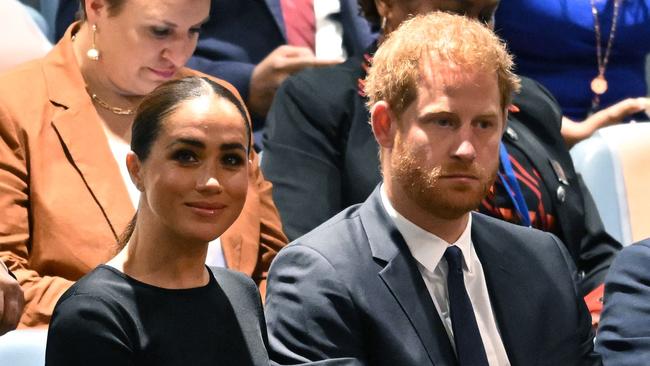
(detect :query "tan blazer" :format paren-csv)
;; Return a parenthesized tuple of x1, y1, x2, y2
(0, 24, 287, 328)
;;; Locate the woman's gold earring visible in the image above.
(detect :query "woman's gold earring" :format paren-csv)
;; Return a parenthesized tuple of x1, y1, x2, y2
(86, 24, 100, 61)
(380, 17, 387, 31)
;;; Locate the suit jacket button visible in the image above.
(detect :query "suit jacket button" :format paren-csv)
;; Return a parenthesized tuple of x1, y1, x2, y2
(556, 186, 566, 203)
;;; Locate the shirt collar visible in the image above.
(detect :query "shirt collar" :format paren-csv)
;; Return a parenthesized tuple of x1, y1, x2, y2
(380, 184, 474, 274)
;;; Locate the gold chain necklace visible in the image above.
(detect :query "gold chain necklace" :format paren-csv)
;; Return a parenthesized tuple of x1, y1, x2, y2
(590, 0, 622, 109)
(89, 91, 135, 116)
(73, 32, 134, 116)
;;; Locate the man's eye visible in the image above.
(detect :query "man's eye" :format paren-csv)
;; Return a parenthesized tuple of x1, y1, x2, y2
(151, 27, 171, 38)
(477, 120, 494, 129)
(436, 119, 452, 127)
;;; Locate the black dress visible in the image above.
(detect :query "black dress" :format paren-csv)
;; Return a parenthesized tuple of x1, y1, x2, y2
(45, 265, 269, 365)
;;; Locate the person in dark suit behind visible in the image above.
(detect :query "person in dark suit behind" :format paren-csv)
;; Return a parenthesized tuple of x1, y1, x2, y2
(186, 0, 375, 131)
(264, 12, 600, 366)
(595, 238, 650, 365)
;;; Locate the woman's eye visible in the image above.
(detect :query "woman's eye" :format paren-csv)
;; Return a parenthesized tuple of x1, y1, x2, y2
(222, 154, 245, 168)
(173, 150, 198, 164)
(189, 27, 202, 36)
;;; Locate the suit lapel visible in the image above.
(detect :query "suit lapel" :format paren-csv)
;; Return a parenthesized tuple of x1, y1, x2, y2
(44, 24, 134, 241)
(361, 188, 456, 366)
(471, 213, 540, 366)
(263, 0, 287, 40)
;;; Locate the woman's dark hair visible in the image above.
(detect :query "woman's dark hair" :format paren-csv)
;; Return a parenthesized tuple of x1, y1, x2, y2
(131, 76, 252, 162)
(358, 0, 381, 26)
(119, 76, 252, 247)
(78, 0, 127, 20)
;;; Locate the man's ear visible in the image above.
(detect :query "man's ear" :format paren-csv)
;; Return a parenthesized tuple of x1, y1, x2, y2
(126, 152, 144, 192)
(371, 101, 397, 149)
(84, 0, 108, 23)
(501, 106, 510, 134)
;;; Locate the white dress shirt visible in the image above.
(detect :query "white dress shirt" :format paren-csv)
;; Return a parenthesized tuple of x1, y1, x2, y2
(380, 186, 510, 366)
(313, 0, 345, 59)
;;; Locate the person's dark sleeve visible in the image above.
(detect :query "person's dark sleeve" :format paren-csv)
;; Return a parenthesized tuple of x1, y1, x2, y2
(576, 176, 622, 295)
(596, 241, 650, 365)
(45, 295, 134, 366)
(54, 0, 78, 42)
(261, 73, 346, 240)
(186, 56, 255, 103)
(549, 235, 602, 366)
(265, 245, 366, 365)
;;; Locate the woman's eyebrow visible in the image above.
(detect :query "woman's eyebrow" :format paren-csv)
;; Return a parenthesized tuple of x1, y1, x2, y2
(166, 138, 205, 149)
(220, 143, 247, 152)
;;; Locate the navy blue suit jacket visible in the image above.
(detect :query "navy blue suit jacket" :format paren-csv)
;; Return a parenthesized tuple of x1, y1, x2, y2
(265, 187, 600, 365)
(596, 238, 650, 365)
(187, 0, 374, 110)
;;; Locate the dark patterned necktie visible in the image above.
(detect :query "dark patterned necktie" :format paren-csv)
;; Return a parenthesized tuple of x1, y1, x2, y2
(444, 245, 490, 366)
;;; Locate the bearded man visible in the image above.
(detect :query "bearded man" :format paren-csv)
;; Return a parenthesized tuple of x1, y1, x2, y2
(264, 12, 600, 366)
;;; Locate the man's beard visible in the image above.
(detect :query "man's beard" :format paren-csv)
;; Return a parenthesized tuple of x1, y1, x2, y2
(391, 138, 497, 220)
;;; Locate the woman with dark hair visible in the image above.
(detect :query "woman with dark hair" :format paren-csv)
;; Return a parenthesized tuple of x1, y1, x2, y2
(45, 76, 269, 366)
(0, 0, 286, 328)
(261, 0, 620, 314)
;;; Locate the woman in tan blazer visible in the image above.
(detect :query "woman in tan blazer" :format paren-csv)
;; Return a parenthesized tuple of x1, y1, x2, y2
(0, 0, 286, 328)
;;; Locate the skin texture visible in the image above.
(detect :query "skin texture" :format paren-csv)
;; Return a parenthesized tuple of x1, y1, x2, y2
(115, 94, 251, 289)
(372, 58, 505, 243)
